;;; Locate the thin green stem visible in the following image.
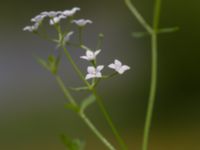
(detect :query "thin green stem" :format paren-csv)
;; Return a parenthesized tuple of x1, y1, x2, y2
(124, 0, 153, 34)
(92, 89, 128, 150)
(62, 45, 127, 150)
(55, 75, 77, 106)
(124, 0, 161, 150)
(62, 46, 91, 87)
(142, 0, 161, 149)
(80, 113, 116, 150)
(55, 75, 115, 150)
(142, 33, 157, 150)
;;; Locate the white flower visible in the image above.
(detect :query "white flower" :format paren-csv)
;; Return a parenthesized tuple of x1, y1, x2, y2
(72, 19, 92, 27)
(62, 7, 80, 17)
(23, 23, 39, 32)
(80, 50, 101, 61)
(108, 59, 130, 74)
(31, 14, 46, 23)
(64, 31, 74, 43)
(49, 15, 66, 25)
(85, 65, 104, 80)
(41, 11, 62, 17)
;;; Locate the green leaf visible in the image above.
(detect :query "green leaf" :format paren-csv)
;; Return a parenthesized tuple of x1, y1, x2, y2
(60, 134, 85, 150)
(157, 27, 179, 34)
(69, 86, 89, 92)
(80, 94, 96, 113)
(132, 31, 149, 38)
(35, 56, 50, 71)
(64, 103, 80, 112)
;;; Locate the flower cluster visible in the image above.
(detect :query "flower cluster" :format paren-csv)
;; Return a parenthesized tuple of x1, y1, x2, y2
(23, 7, 92, 32)
(23, 7, 130, 80)
(80, 50, 130, 80)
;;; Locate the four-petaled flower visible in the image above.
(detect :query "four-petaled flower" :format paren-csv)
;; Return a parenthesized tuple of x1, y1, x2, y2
(108, 59, 130, 74)
(72, 19, 92, 27)
(85, 66, 104, 80)
(80, 50, 101, 61)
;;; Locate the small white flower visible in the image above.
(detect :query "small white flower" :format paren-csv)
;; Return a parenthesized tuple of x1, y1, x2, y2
(108, 59, 130, 74)
(72, 19, 92, 27)
(23, 23, 39, 32)
(31, 14, 46, 23)
(85, 65, 104, 80)
(41, 11, 62, 17)
(80, 50, 101, 61)
(62, 7, 80, 17)
(49, 15, 66, 25)
(64, 31, 74, 43)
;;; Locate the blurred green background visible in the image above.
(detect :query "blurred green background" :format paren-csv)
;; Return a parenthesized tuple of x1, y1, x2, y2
(0, 0, 200, 150)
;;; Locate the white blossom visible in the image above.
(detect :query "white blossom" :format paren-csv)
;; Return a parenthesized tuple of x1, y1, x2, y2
(62, 7, 80, 17)
(23, 23, 39, 32)
(49, 15, 66, 25)
(41, 11, 62, 17)
(80, 50, 101, 61)
(72, 19, 92, 27)
(64, 31, 74, 43)
(85, 65, 104, 80)
(108, 59, 130, 74)
(31, 14, 46, 23)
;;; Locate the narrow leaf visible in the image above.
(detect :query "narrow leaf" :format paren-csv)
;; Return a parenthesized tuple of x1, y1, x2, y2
(80, 94, 96, 113)
(132, 31, 149, 38)
(64, 103, 80, 112)
(35, 56, 50, 71)
(69, 86, 89, 91)
(157, 26, 179, 34)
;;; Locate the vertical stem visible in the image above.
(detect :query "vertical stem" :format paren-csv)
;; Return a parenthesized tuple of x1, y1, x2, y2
(142, 33, 157, 150)
(80, 113, 116, 150)
(142, 1, 161, 150)
(92, 89, 128, 150)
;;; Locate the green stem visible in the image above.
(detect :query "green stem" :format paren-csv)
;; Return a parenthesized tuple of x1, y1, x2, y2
(142, 33, 157, 150)
(124, 0, 161, 150)
(124, 0, 153, 34)
(55, 75, 115, 150)
(92, 89, 128, 150)
(55, 75, 77, 106)
(62, 46, 91, 87)
(80, 113, 116, 150)
(62, 46, 127, 150)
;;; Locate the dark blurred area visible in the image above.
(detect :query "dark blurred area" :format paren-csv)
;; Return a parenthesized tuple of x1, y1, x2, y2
(0, 0, 200, 150)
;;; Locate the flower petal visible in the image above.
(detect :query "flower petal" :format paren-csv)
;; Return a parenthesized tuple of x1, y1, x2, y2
(87, 66, 95, 74)
(94, 49, 101, 56)
(85, 74, 95, 80)
(97, 65, 104, 71)
(114, 59, 122, 66)
(108, 63, 116, 69)
(80, 56, 89, 60)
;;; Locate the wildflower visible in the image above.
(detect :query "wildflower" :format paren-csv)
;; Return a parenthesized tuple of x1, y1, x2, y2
(31, 14, 46, 23)
(41, 11, 62, 17)
(62, 7, 80, 17)
(23, 23, 39, 32)
(80, 50, 101, 61)
(49, 15, 66, 25)
(72, 19, 92, 27)
(85, 65, 104, 80)
(64, 31, 74, 43)
(108, 59, 130, 74)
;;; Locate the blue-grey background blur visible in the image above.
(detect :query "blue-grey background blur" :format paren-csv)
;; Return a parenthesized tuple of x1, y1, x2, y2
(0, 0, 200, 150)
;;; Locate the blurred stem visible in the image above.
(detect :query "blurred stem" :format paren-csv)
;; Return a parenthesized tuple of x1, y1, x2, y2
(124, 0, 161, 150)
(55, 75, 115, 150)
(62, 46, 128, 150)
(80, 113, 116, 150)
(92, 89, 128, 150)
(55, 75, 77, 106)
(124, 0, 153, 34)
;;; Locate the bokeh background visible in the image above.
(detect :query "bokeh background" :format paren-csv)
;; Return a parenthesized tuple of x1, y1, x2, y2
(0, 0, 200, 150)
